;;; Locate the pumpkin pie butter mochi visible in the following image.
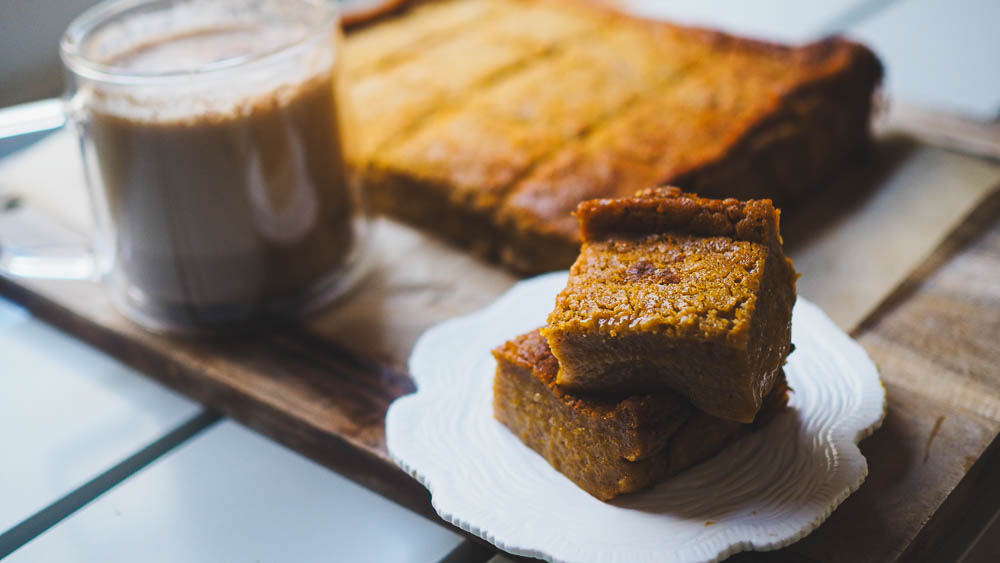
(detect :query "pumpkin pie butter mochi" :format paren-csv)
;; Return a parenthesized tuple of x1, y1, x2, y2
(541, 187, 797, 423)
(492, 329, 790, 500)
(492, 187, 798, 499)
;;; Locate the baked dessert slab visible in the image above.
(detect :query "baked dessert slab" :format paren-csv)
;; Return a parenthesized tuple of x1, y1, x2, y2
(541, 188, 797, 423)
(367, 111, 562, 255)
(493, 329, 790, 500)
(350, 1, 603, 156)
(363, 16, 696, 254)
(351, 29, 547, 157)
(496, 35, 882, 273)
(345, 0, 882, 274)
(342, 0, 505, 80)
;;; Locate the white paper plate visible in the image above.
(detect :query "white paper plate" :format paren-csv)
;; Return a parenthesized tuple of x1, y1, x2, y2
(387, 272, 885, 563)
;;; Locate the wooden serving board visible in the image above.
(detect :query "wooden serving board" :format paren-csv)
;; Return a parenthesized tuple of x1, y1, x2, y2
(751, 186, 1000, 562)
(1, 121, 1000, 560)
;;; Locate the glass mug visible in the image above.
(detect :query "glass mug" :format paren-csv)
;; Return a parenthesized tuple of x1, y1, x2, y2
(0, 0, 367, 332)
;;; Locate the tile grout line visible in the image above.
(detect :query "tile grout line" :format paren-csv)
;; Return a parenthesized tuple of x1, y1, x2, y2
(0, 409, 221, 559)
(958, 506, 1000, 563)
(437, 539, 497, 563)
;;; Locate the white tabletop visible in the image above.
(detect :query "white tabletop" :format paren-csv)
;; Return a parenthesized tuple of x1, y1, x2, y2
(5, 420, 464, 563)
(0, 297, 199, 535)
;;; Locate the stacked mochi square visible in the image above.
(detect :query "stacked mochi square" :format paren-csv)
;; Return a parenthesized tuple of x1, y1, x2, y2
(492, 186, 798, 500)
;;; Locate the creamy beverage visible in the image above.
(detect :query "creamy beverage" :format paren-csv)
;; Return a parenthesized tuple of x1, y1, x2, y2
(79, 17, 361, 327)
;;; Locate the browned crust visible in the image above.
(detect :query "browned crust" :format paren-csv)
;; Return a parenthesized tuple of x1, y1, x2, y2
(349, 0, 883, 274)
(577, 186, 784, 250)
(495, 36, 882, 274)
(492, 328, 790, 500)
(366, 165, 499, 257)
(667, 38, 883, 203)
(542, 190, 797, 421)
(492, 330, 691, 462)
(341, 0, 411, 28)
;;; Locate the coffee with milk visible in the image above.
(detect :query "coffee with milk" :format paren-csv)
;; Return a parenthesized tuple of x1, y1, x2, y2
(83, 21, 360, 326)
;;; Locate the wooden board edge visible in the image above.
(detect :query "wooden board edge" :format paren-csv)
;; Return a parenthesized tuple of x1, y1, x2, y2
(851, 181, 1000, 338)
(849, 182, 1000, 561)
(881, 102, 1000, 164)
(900, 434, 1000, 562)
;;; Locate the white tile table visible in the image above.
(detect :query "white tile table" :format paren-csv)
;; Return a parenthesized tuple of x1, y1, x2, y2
(0, 297, 200, 537)
(6, 420, 465, 563)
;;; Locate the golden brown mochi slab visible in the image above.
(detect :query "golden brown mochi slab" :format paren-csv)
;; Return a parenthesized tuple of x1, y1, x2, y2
(349, 1, 603, 157)
(350, 31, 543, 158)
(344, 0, 881, 274)
(496, 35, 882, 273)
(367, 111, 565, 255)
(493, 329, 790, 500)
(364, 13, 706, 257)
(342, 0, 510, 80)
(541, 188, 797, 423)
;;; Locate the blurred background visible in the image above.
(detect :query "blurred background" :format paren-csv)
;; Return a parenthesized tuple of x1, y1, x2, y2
(2, 0, 998, 118)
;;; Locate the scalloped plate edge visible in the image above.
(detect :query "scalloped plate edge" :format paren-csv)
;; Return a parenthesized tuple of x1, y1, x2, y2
(388, 273, 886, 563)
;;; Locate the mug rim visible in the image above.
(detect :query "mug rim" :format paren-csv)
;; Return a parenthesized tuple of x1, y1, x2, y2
(59, 0, 339, 84)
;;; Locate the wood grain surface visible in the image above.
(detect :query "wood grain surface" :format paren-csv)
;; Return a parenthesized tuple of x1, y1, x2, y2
(881, 101, 1000, 163)
(733, 185, 1000, 562)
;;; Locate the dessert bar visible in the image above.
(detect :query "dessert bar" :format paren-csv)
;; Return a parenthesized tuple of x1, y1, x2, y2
(346, 0, 882, 273)
(542, 187, 797, 422)
(493, 329, 790, 500)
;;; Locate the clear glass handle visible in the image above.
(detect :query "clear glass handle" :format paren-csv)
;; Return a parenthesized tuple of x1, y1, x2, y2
(0, 98, 96, 281)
